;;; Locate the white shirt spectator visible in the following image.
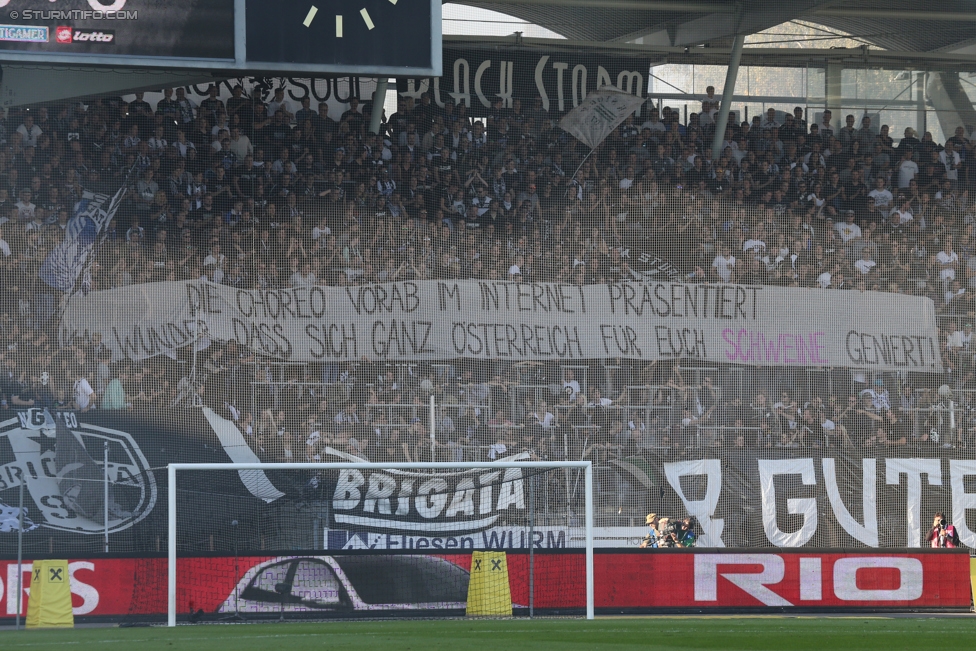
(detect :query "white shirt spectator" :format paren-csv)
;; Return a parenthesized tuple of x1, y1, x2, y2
(897, 159, 919, 188)
(229, 134, 253, 159)
(742, 239, 766, 255)
(289, 270, 317, 287)
(530, 410, 555, 428)
(701, 93, 720, 123)
(203, 251, 226, 269)
(946, 287, 966, 304)
(562, 379, 581, 401)
(0, 236, 10, 257)
(269, 98, 295, 118)
(74, 377, 95, 410)
(712, 254, 736, 282)
(939, 148, 961, 181)
(890, 207, 913, 224)
(173, 140, 196, 157)
(948, 328, 972, 350)
(817, 271, 832, 288)
(936, 249, 959, 280)
(17, 122, 42, 147)
(834, 220, 862, 242)
(868, 188, 893, 209)
(15, 199, 36, 221)
(854, 258, 876, 275)
(640, 119, 666, 133)
(947, 330, 964, 350)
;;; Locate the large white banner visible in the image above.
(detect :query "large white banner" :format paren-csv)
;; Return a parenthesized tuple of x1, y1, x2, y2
(59, 280, 942, 372)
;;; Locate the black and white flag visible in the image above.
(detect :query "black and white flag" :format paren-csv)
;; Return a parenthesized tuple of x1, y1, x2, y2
(39, 186, 126, 293)
(559, 87, 647, 149)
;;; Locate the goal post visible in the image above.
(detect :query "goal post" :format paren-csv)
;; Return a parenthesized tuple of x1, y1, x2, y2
(167, 461, 594, 626)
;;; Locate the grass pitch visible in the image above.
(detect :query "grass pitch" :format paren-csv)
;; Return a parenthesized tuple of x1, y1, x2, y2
(2, 617, 974, 651)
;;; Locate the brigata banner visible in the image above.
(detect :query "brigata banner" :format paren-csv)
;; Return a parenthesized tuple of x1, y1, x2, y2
(0, 550, 968, 620)
(9, 407, 976, 554)
(60, 279, 941, 372)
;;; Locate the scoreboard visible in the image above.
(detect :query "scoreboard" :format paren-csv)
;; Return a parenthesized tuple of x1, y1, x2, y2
(0, 0, 441, 75)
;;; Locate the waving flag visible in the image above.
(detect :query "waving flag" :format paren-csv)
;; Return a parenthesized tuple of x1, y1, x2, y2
(0, 503, 37, 532)
(39, 186, 126, 293)
(559, 87, 647, 149)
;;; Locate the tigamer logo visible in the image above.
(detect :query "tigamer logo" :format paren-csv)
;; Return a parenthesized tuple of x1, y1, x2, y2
(55, 27, 115, 43)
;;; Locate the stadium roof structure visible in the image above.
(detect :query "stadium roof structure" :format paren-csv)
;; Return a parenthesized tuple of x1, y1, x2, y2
(449, 0, 976, 53)
(446, 0, 976, 146)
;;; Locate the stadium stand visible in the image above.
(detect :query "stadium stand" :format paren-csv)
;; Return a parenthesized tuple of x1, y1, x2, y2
(1, 85, 975, 477)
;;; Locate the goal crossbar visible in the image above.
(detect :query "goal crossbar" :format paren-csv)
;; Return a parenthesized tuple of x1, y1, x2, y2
(167, 461, 595, 625)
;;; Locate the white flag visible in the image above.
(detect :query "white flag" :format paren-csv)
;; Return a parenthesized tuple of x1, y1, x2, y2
(558, 87, 646, 150)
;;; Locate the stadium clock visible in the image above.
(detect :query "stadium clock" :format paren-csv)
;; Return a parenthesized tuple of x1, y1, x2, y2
(244, 0, 438, 72)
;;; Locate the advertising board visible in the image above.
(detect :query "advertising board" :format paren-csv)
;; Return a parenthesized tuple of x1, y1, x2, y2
(0, 0, 234, 60)
(0, 550, 969, 620)
(0, 0, 441, 75)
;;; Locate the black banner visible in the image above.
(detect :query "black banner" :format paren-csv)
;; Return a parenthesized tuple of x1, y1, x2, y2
(398, 46, 650, 116)
(3, 407, 976, 555)
(0, 407, 272, 556)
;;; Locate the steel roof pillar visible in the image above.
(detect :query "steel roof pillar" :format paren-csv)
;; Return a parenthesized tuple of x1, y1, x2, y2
(370, 77, 390, 135)
(711, 33, 744, 160)
(926, 71, 976, 139)
(825, 61, 843, 134)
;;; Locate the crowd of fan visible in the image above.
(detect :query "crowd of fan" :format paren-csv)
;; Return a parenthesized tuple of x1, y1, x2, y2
(640, 512, 697, 548)
(0, 83, 975, 462)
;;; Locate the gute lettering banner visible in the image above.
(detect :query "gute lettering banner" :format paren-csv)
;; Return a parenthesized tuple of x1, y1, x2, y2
(59, 280, 942, 372)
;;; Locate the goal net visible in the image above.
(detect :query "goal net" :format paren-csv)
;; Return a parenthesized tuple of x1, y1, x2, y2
(167, 461, 594, 625)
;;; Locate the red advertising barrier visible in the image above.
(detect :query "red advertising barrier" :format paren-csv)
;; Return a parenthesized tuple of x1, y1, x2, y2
(592, 551, 972, 610)
(0, 550, 969, 620)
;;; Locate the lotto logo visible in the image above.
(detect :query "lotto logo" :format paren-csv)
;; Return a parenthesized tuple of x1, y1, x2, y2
(54, 27, 115, 44)
(72, 30, 115, 43)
